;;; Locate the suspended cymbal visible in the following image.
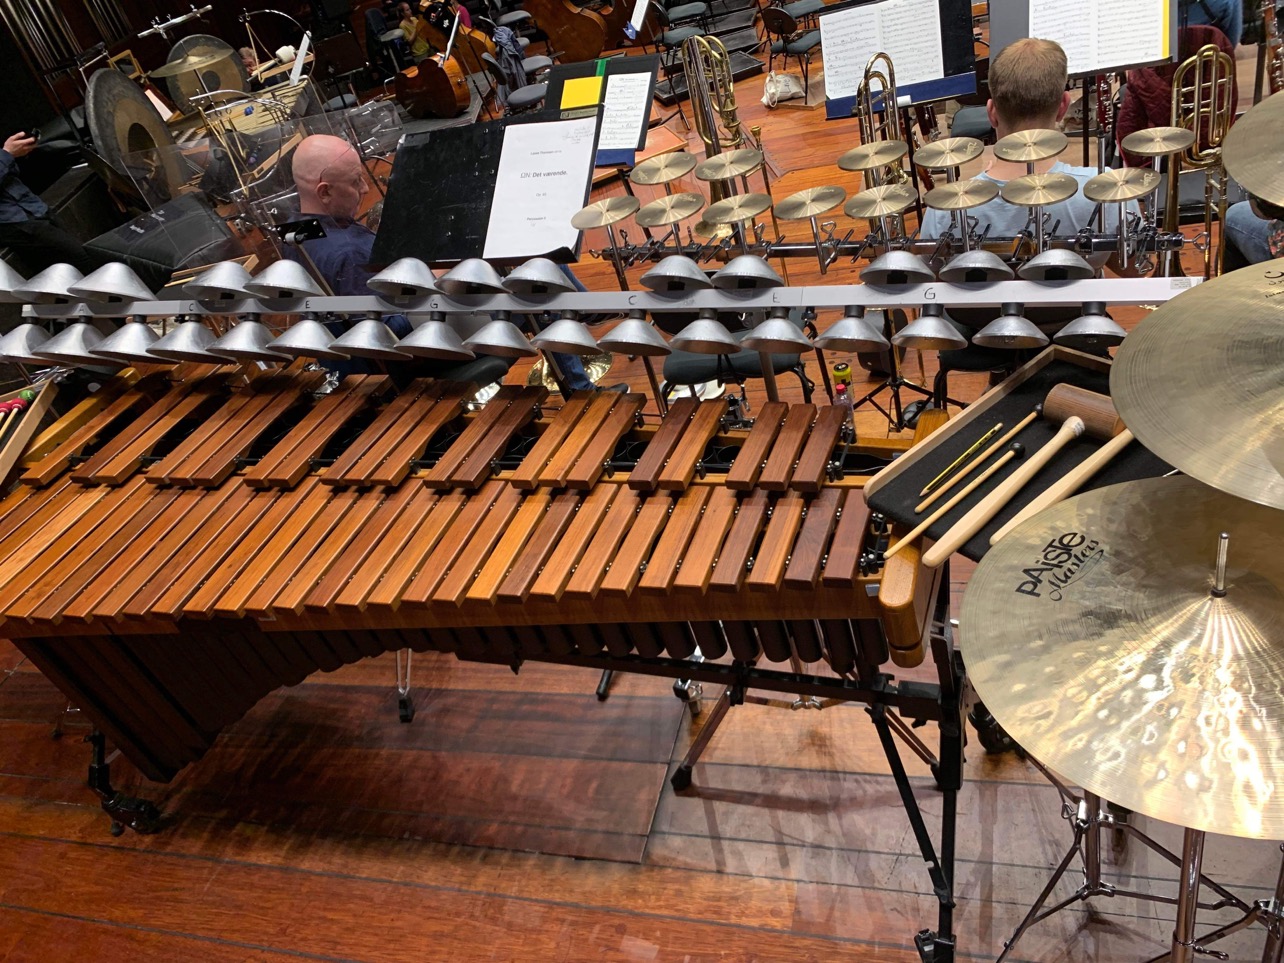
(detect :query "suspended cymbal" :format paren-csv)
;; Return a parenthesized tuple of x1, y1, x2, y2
(837, 140, 908, 172)
(774, 185, 846, 221)
(635, 192, 706, 228)
(843, 182, 918, 219)
(1111, 259, 1284, 510)
(629, 151, 698, 185)
(692, 218, 734, 241)
(570, 196, 640, 230)
(914, 136, 984, 170)
(992, 128, 1067, 163)
(704, 192, 773, 225)
(924, 177, 999, 211)
(1000, 171, 1078, 207)
(1121, 125, 1197, 158)
(527, 352, 614, 390)
(1223, 91, 1284, 206)
(960, 474, 1284, 839)
(149, 49, 232, 79)
(1083, 167, 1162, 203)
(694, 148, 765, 181)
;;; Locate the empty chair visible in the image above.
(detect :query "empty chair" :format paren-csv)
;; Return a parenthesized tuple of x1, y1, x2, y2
(482, 52, 548, 115)
(760, 8, 821, 103)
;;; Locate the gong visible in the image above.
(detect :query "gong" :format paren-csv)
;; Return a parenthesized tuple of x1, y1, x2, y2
(85, 68, 185, 203)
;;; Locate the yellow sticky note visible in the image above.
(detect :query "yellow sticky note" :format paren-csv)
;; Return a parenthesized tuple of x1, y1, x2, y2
(561, 76, 603, 109)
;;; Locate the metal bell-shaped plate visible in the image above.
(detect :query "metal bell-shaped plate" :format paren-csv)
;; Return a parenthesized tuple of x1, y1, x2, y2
(93, 320, 161, 366)
(208, 320, 290, 363)
(597, 318, 671, 357)
(35, 322, 113, 367)
(938, 250, 1015, 283)
(670, 317, 742, 355)
(972, 306, 1050, 349)
(640, 256, 712, 295)
(0, 323, 51, 364)
(1017, 249, 1094, 281)
(368, 257, 438, 298)
(269, 318, 343, 360)
(892, 307, 968, 351)
(530, 318, 599, 356)
(0, 260, 26, 304)
(464, 318, 538, 358)
(816, 310, 889, 352)
(331, 318, 409, 360)
(69, 263, 155, 303)
(437, 258, 507, 296)
(14, 263, 85, 303)
(244, 259, 325, 299)
(399, 320, 476, 360)
(1054, 302, 1126, 349)
(711, 255, 784, 291)
(149, 320, 223, 363)
(504, 258, 576, 296)
(741, 317, 811, 353)
(184, 261, 253, 300)
(861, 251, 935, 285)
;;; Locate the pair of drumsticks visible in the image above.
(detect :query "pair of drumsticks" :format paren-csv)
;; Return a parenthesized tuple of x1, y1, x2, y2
(884, 384, 1135, 564)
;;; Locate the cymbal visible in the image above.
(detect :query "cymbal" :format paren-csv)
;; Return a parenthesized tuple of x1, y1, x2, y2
(843, 182, 918, 219)
(630, 151, 698, 185)
(1083, 167, 1162, 203)
(774, 185, 846, 220)
(923, 177, 999, 211)
(570, 196, 640, 230)
(837, 140, 908, 172)
(1121, 125, 1197, 157)
(150, 49, 231, 78)
(694, 149, 765, 181)
(960, 474, 1284, 839)
(635, 192, 705, 227)
(914, 136, 984, 170)
(992, 128, 1068, 163)
(692, 218, 733, 241)
(704, 192, 773, 225)
(1111, 259, 1284, 509)
(1000, 171, 1079, 207)
(528, 351, 614, 390)
(1223, 91, 1284, 207)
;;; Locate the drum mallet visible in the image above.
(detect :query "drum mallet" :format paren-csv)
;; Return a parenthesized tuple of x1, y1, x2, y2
(921, 385, 1125, 568)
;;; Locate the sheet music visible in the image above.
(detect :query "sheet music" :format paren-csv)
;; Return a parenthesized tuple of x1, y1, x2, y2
(1030, 0, 1091, 74)
(1028, 0, 1170, 74)
(483, 116, 598, 259)
(820, 0, 944, 101)
(627, 0, 648, 38)
(598, 72, 653, 152)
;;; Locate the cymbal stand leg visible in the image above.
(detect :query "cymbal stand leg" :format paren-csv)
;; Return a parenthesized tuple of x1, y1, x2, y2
(1171, 829, 1210, 963)
(604, 224, 629, 291)
(670, 683, 734, 791)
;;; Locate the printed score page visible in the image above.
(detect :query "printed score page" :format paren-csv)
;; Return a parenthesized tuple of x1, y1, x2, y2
(598, 72, 653, 152)
(1029, 0, 1169, 74)
(483, 116, 598, 259)
(820, 0, 944, 101)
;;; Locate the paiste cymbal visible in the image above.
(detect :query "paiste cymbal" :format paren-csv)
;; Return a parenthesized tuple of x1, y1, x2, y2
(1111, 259, 1284, 509)
(774, 185, 847, 220)
(149, 49, 232, 79)
(635, 192, 706, 227)
(914, 136, 984, 170)
(1083, 167, 1162, 203)
(694, 148, 765, 182)
(1223, 90, 1284, 207)
(570, 196, 640, 230)
(704, 192, 773, 225)
(960, 474, 1284, 839)
(1000, 171, 1079, 207)
(1121, 125, 1198, 158)
(924, 177, 999, 211)
(837, 140, 908, 172)
(992, 128, 1068, 163)
(629, 151, 698, 186)
(843, 182, 918, 219)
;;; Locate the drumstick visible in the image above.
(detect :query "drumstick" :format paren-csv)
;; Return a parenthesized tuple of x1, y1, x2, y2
(989, 428, 1135, 544)
(919, 420, 1003, 497)
(914, 407, 1041, 514)
(884, 443, 1024, 561)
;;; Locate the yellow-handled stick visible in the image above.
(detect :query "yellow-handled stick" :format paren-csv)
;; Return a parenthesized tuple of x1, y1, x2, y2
(914, 408, 1040, 514)
(918, 421, 1004, 497)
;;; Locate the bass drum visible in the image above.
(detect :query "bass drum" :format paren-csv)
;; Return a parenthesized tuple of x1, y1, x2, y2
(395, 59, 471, 118)
(85, 68, 185, 205)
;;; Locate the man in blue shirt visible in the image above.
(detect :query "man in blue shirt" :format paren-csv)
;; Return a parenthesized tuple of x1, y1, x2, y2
(0, 131, 101, 275)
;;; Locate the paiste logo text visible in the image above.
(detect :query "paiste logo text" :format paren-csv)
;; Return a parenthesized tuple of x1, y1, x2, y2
(1014, 532, 1104, 602)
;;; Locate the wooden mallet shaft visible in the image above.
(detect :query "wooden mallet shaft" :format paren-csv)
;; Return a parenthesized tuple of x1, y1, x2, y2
(914, 408, 1040, 514)
(920, 385, 1124, 568)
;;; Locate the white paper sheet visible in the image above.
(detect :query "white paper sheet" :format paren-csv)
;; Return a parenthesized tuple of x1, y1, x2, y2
(627, 0, 648, 38)
(289, 31, 312, 86)
(1029, 0, 1169, 75)
(820, 0, 945, 101)
(598, 73, 652, 152)
(483, 116, 598, 259)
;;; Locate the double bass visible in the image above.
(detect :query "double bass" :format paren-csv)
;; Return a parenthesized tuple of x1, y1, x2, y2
(394, 11, 472, 118)
(522, 0, 608, 62)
